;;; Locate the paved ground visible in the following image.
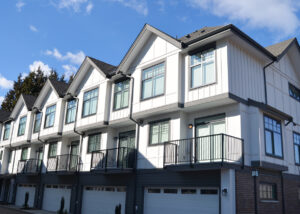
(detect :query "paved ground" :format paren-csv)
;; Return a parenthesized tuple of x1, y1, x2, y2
(0, 206, 28, 214)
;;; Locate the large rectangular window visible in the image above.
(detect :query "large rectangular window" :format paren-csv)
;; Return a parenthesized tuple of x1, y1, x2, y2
(149, 120, 169, 145)
(113, 80, 129, 110)
(87, 133, 101, 153)
(33, 112, 42, 133)
(66, 99, 77, 124)
(82, 88, 98, 117)
(3, 122, 11, 140)
(17, 116, 27, 136)
(48, 143, 57, 158)
(44, 105, 56, 128)
(294, 132, 300, 164)
(142, 62, 165, 100)
(259, 183, 277, 200)
(289, 83, 300, 102)
(21, 147, 28, 160)
(190, 49, 215, 88)
(264, 115, 283, 158)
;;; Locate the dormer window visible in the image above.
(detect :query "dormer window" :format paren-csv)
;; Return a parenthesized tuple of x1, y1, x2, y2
(66, 99, 77, 124)
(17, 116, 27, 136)
(3, 122, 11, 140)
(82, 88, 98, 117)
(44, 105, 56, 128)
(141, 62, 165, 100)
(190, 49, 215, 89)
(113, 80, 129, 110)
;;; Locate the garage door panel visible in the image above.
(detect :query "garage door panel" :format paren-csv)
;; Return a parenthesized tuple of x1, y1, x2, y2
(81, 186, 126, 214)
(15, 185, 36, 208)
(144, 187, 219, 214)
(42, 185, 72, 212)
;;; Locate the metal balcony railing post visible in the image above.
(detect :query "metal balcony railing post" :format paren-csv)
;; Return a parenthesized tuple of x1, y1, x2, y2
(163, 143, 166, 167)
(117, 147, 120, 168)
(105, 150, 108, 171)
(122, 148, 125, 169)
(55, 156, 58, 172)
(221, 134, 224, 166)
(194, 138, 197, 163)
(175, 144, 178, 164)
(242, 139, 245, 168)
(90, 152, 94, 170)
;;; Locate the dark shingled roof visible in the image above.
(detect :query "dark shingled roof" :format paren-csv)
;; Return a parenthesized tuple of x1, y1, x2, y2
(22, 94, 37, 110)
(0, 110, 11, 123)
(88, 56, 117, 78)
(179, 25, 226, 44)
(265, 38, 296, 58)
(49, 79, 69, 97)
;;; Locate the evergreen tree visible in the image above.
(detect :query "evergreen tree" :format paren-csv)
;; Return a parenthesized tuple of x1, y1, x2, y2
(1, 67, 66, 112)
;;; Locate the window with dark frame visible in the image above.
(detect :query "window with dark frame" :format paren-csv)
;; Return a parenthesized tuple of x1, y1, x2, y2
(44, 105, 56, 128)
(149, 120, 169, 145)
(259, 183, 277, 200)
(289, 83, 300, 102)
(87, 133, 101, 153)
(141, 62, 165, 100)
(33, 112, 42, 133)
(66, 99, 77, 124)
(264, 115, 283, 158)
(294, 132, 300, 164)
(0, 151, 3, 160)
(113, 80, 130, 110)
(190, 49, 215, 89)
(48, 143, 57, 158)
(21, 147, 28, 160)
(3, 122, 11, 140)
(82, 88, 98, 117)
(17, 116, 27, 136)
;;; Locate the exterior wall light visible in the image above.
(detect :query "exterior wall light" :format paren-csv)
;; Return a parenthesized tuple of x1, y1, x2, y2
(188, 124, 193, 129)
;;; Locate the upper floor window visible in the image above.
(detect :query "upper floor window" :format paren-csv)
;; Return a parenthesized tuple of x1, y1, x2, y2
(21, 147, 28, 160)
(294, 132, 300, 164)
(66, 99, 77, 124)
(17, 116, 27, 136)
(264, 115, 283, 158)
(149, 120, 169, 145)
(87, 133, 101, 153)
(3, 122, 11, 140)
(114, 80, 129, 110)
(48, 143, 57, 158)
(289, 83, 300, 102)
(190, 49, 215, 89)
(44, 105, 56, 128)
(142, 62, 165, 100)
(33, 112, 42, 133)
(0, 151, 3, 160)
(82, 88, 98, 117)
(259, 183, 277, 200)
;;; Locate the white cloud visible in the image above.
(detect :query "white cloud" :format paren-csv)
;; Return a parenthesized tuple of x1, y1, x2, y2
(156, 0, 165, 12)
(29, 61, 52, 76)
(29, 25, 38, 32)
(62, 64, 77, 79)
(0, 74, 13, 90)
(45, 48, 85, 65)
(86, 2, 93, 13)
(16, 1, 25, 12)
(187, 0, 300, 38)
(108, 0, 148, 16)
(0, 97, 4, 106)
(53, 0, 92, 13)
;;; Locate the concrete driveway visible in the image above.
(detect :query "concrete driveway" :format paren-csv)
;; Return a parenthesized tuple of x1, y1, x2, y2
(0, 206, 28, 214)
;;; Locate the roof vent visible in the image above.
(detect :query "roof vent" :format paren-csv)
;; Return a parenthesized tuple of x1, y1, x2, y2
(186, 34, 191, 38)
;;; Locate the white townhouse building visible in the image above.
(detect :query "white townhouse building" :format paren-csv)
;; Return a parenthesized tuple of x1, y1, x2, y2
(0, 24, 300, 214)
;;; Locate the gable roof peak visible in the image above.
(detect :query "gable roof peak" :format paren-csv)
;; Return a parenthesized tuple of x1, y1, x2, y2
(0, 109, 11, 123)
(22, 94, 37, 110)
(265, 37, 297, 59)
(48, 78, 69, 97)
(87, 56, 117, 78)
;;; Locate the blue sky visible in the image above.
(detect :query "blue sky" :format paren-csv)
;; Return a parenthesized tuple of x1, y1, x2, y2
(0, 0, 300, 105)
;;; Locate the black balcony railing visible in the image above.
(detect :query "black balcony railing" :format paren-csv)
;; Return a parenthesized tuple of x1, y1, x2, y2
(47, 154, 79, 172)
(91, 147, 136, 171)
(17, 159, 42, 174)
(164, 134, 244, 167)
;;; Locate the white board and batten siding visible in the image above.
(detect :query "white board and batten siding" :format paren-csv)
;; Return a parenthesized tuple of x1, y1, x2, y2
(42, 184, 72, 212)
(15, 184, 36, 208)
(81, 186, 126, 214)
(143, 187, 219, 214)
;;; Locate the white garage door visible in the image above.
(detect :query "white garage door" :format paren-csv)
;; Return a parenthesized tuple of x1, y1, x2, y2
(144, 187, 219, 214)
(15, 184, 36, 208)
(81, 186, 126, 214)
(42, 185, 72, 212)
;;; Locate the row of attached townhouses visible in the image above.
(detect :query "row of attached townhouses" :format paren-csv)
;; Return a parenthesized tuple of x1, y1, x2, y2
(0, 24, 300, 214)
